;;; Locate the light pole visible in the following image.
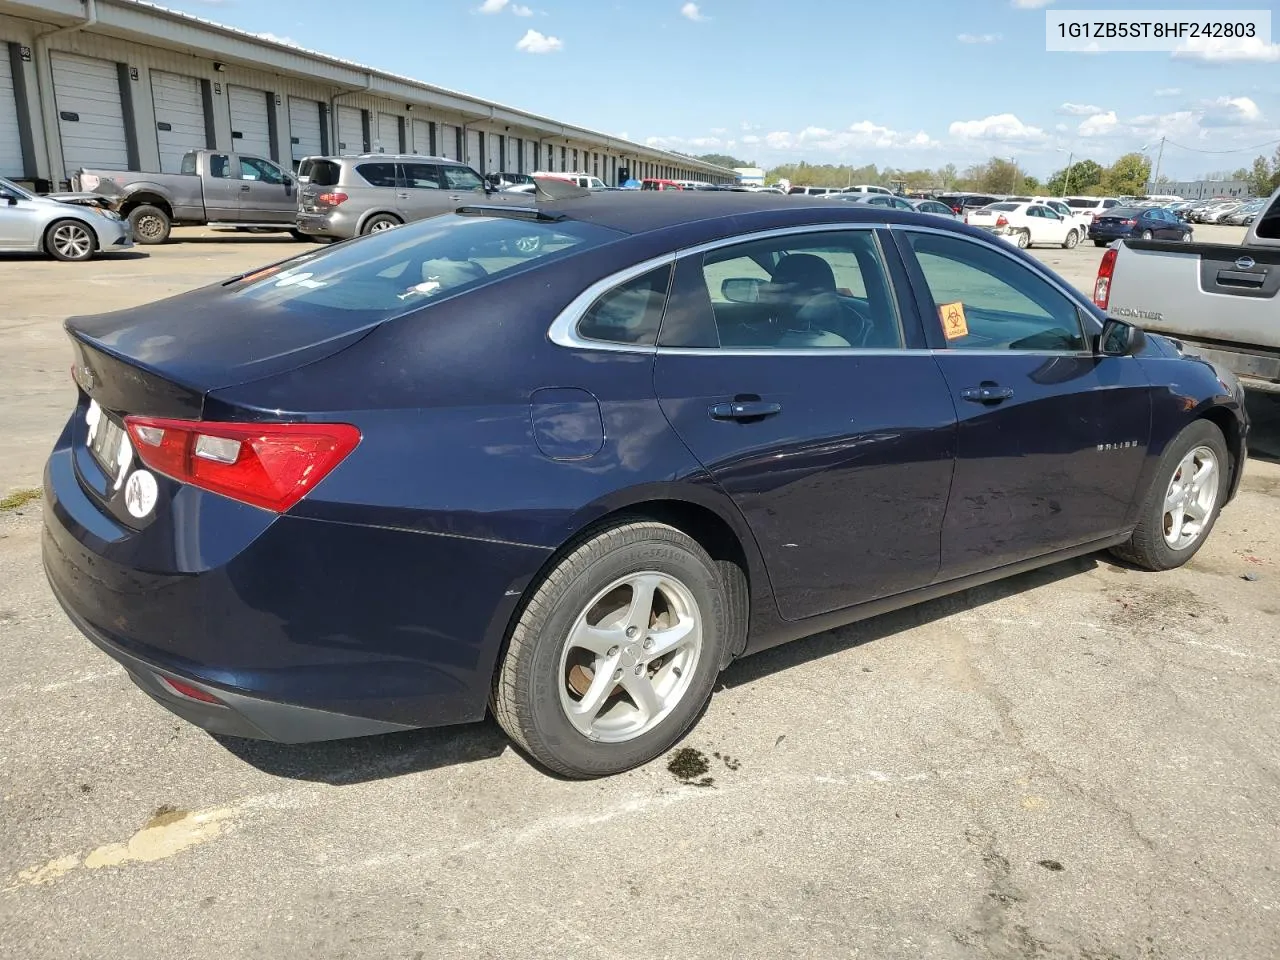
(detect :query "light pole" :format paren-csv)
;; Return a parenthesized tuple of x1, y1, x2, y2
(1056, 146, 1074, 197)
(1008, 156, 1018, 194)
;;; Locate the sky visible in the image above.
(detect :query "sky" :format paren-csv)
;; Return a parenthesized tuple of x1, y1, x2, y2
(157, 0, 1280, 179)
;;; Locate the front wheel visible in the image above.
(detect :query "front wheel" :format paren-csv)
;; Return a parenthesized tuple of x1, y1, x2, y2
(1110, 420, 1229, 571)
(1182, 231, 1193, 242)
(45, 219, 96, 261)
(1062, 229, 1079, 249)
(1015, 229, 1030, 249)
(492, 521, 732, 778)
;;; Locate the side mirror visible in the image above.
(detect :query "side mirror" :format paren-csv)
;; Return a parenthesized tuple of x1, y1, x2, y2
(2, 193, 17, 206)
(721, 277, 763, 303)
(1098, 317, 1146, 357)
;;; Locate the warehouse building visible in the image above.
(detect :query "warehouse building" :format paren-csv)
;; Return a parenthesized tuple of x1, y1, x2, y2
(0, 0, 735, 190)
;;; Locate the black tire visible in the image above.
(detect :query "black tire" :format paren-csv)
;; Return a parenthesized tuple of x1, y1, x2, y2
(493, 521, 732, 778)
(361, 214, 401, 235)
(1062, 229, 1079, 249)
(288, 229, 314, 242)
(1015, 229, 1031, 249)
(44, 219, 96, 261)
(1094, 239, 1107, 247)
(1110, 420, 1229, 571)
(1140, 229, 1153, 240)
(127, 204, 171, 244)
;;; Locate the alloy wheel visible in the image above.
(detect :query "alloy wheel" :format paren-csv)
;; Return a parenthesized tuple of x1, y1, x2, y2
(51, 223, 93, 260)
(1163, 445, 1219, 550)
(557, 571, 702, 743)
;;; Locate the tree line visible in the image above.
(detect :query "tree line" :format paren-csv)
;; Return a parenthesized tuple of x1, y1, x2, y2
(685, 147, 1280, 197)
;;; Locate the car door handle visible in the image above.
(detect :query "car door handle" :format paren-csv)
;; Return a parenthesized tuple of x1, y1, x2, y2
(1216, 269, 1266, 287)
(395, 192, 410, 199)
(240, 185, 251, 191)
(449, 195, 464, 202)
(960, 384, 1014, 404)
(709, 400, 783, 421)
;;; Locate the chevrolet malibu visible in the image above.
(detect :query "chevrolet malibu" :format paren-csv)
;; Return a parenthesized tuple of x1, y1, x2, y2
(43, 191, 1248, 778)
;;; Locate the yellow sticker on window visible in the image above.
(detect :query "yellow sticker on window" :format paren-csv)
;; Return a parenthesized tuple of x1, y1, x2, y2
(939, 301, 968, 340)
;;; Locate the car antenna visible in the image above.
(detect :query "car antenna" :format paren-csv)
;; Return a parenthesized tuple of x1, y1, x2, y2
(533, 176, 591, 201)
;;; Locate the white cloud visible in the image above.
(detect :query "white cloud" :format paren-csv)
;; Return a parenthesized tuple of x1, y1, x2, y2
(1054, 123, 1069, 132)
(948, 113, 1047, 144)
(761, 121, 939, 154)
(515, 29, 562, 53)
(741, 134, 760, 144)
(958, 33, 1001, 44)
(1154, 87, 1181, 97)
(478, 0, 508, 12)
(512, 3, 533, 14)
(1200, 96, 1262, 127)
(681, 2, 707, 21)
(1011, 0, 1053, 7)
(710, 127, 727, 135)
(1058, 102, 1103, 116)
(1173, 35, 1280, 63)
(1077, 111, 1118, 137)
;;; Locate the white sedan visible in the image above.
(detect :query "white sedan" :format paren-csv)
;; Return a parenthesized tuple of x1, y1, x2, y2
(965, 201, 1082, 250)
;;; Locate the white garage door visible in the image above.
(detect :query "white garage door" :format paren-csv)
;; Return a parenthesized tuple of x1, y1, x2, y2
(50, 52, 128, 178)
(227, 84, 270, 157)
(465, 129, 481, 170)
(150, 70, 205, 174)
(524, 140, 534, 174)
(375, 112, 399, 154)
(486, 133, 501, 173)
(438, 123, 457, 160)
(410, 118, 430, 155)
(336, 105, 363, 155)
(0, 48, 23, 177)
(288, 97, 322, 165)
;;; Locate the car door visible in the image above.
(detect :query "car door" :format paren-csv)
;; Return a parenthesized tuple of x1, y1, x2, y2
(893, 228, 1151, 579)
(200, 152, 240, 221)
(234, 155, 296, 223)
(1037, 205, 1069, 244)
(441, 164, 487, 208)
(652, 226, 958, 622)
(0, 185, 45, 249)
(396, 161, 451, 222)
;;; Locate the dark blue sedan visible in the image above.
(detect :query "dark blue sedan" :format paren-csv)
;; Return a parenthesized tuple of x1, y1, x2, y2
(1089, 205, 1194, 246)
(43, 190, 1247, 777)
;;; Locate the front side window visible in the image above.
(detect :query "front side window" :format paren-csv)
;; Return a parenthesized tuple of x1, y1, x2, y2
(239, 156, 285, 184)
(903, 232, 1086, 352)
(442, 165, 484, 190)
(576, 265, 672, 345)
(697, 230, 903, 349)
(356, 162, 399, 188)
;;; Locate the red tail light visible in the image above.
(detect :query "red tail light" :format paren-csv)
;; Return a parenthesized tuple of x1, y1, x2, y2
(995, 215, 1009, 228)
(1122, 218, 1136, 227)
(1093, 248, 1117, 309)
(123, 417, 360, 513)
(316, 192, 348, 206)
(1091, 213, 1100, 223)
(952, 206, 962, 214)
(160, 676, 223, 705)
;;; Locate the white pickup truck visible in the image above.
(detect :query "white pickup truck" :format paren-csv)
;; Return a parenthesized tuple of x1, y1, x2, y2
(1092, 185, 1280, 393)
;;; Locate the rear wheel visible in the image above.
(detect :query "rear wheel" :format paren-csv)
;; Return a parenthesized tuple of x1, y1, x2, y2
(1015, 229, 1030, 249)
(127, 204, 171, 244)
(492, 521, 732, 778)
(44, 219, 95, 261)
(1140, 229, 1153, 240)
(361, 214, 400, 235)
(1110, 420, 1229, 571)
(1062, 229, 1079, 249)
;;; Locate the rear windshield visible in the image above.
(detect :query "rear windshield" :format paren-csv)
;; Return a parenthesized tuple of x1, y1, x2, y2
(984, 203, 1020, 212)
(1107, 207, 1142, 218)
(1064, 198, 1098, 209)
(308, 160, 343, 187)
(231, 214, 623, 321)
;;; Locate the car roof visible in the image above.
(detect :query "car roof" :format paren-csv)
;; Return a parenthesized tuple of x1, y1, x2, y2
(489, 191, 955, 238)
(324, 154, 469, 164)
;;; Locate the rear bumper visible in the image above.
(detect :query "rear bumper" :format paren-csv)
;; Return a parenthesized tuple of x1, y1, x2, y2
(296, 211, 357, 240)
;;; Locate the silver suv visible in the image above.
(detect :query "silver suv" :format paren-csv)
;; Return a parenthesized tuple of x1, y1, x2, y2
(296, 155, 489, 240)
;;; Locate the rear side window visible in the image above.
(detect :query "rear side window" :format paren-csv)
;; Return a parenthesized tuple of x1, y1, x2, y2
(308, 160, 343, 187)
(233, 215, 624, 320)
(577, 265, 672, 345)
(357, 162, 398, 188)
(180, 153, 197, 176)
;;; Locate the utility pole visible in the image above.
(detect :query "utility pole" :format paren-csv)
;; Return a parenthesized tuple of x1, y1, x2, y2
(1061, 151, 1074, 197)
(1151, 136, 1166, 192)
(1010, 157, 1018, 193)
